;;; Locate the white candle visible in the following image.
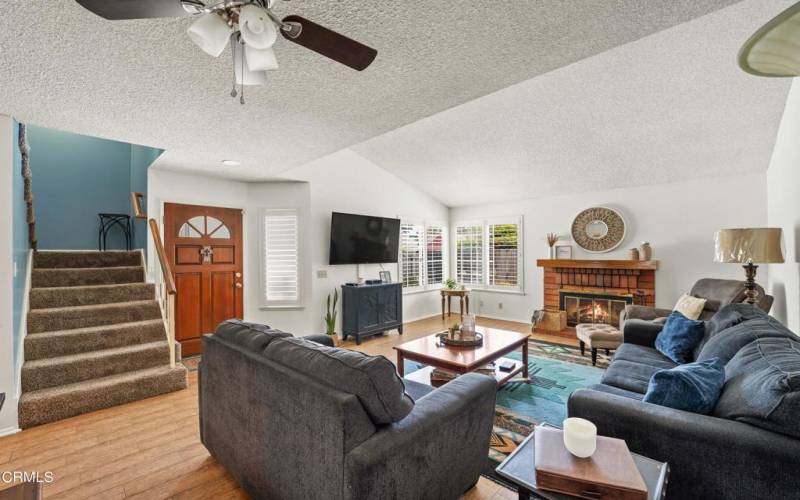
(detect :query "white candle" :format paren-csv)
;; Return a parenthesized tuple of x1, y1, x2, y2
(563, 418, 597, 458)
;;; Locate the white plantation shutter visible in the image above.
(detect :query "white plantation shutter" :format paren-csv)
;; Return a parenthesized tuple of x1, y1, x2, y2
(426, 225, 446, 286)
(263, 209, 300, 305)
(456, 224, 483, 285)
(488, 220, 522, 290)
(400, 222, 424, 288)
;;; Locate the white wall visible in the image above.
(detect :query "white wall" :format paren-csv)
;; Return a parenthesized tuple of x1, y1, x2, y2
(450, 174, 768, 323)
(281, 149, 450, 331)
(0, 115, 19, 434)
(148, 149, 448, 336)
(767, 79, 800, 333)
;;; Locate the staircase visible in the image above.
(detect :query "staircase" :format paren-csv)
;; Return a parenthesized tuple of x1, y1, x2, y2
(18, 251, 188, 428)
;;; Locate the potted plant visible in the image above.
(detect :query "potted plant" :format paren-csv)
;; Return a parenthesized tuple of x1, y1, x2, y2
(324, 289, 340, 346)
(445, 278, 457, 290)
(448, 323, 461, 339)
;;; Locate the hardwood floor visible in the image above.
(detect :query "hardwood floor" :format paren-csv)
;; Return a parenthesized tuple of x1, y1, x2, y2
(0, 314, 572, 499)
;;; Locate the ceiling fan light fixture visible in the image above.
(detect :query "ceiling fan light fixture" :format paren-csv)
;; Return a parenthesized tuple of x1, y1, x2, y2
(233, 40, 269, 85)
(188, 13, 232, 57)
(739, 2, 800, 77)
(238, 4, 278, 50)
(245, 45, 279, 71)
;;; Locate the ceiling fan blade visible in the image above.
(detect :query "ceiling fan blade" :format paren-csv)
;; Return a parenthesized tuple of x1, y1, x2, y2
(280, 15, 377, 71)
(75, 0, 194, 20)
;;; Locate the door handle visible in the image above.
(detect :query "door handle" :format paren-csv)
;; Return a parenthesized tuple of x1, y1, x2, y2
(235, 282, 243, 288)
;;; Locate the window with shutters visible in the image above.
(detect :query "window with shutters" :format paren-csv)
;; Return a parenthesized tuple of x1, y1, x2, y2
(262, 208, 301, 307)
(488, 219, 522, 290)
(455, 223, 484, 286)
(454, 217, 523, 292)
(426, 225, 446, 286)
(399, 219, 448, 291)
(400, 222, 424, 289)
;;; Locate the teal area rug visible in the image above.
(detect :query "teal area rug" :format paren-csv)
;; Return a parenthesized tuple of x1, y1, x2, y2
(404, 350, 604, 485)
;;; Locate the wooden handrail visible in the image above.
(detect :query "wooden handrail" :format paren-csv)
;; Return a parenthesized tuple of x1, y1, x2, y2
(131, 192, 146, 219)
(149, 218, 176, 295)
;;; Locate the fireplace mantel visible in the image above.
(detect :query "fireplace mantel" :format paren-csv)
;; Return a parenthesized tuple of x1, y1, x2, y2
(536, 259, 658, 333)
(537, 259, 659, 270)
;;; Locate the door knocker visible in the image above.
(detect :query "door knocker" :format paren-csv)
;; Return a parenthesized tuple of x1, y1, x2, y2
(200, 245, 214, 263)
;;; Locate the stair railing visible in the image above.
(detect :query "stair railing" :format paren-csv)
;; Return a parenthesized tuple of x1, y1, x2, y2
(149, 219, 177, 369)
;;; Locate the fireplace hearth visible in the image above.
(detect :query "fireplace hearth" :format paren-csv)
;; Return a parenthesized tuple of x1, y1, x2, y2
(560, 291, 633, 326)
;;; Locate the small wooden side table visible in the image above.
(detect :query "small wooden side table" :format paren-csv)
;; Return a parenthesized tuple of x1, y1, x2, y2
(441, 289, 469, 321)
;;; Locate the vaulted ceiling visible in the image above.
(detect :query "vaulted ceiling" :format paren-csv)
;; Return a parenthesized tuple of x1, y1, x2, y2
(0, 0, 792, 206)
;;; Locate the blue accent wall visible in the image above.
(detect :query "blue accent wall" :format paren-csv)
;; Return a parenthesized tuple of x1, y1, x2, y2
(28, 126, 162, 250)
(12, 122, 28, 376)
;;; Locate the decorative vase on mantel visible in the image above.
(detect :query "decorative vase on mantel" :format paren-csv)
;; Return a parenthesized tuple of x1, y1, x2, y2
(638, 242, 652, 261)
(629, 248, 640, 261)
(549, 246, 556, 259)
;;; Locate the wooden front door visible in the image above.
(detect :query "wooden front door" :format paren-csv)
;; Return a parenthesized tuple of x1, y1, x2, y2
(164, 203, 244, 356)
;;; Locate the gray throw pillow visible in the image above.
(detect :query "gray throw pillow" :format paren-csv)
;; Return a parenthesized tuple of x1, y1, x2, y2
(264, 337, 414, 424)
(714, 337, 800, 438)
(214, 319, 292, 352)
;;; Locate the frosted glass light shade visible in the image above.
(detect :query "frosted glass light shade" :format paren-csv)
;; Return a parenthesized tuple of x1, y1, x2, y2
(714, 228, 785, 264)
(238, 4, 278, 50)
(245, 45, 279, 71)
(563, 418, 597, 458)
(739, 2, 800, 77)
(233, 41, 268, 85)
(188, 13, 232, 57)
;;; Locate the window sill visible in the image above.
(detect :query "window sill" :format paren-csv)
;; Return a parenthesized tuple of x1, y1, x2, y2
(403, 288, 443, 296)
(468, 288, 526, 296)
(259, 305, 306, 311)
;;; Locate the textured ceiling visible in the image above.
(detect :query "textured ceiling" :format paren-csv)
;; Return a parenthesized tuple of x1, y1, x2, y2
(0, 0, 743, 181)
(352, 0, 794, 206)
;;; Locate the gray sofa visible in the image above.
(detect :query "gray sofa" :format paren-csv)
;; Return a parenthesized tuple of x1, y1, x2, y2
(198, 320, 497, 500)
(620, 278, 773, 327)
(568, 304, 800, 499)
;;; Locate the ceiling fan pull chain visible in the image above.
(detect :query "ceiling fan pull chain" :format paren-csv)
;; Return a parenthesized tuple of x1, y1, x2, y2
(230, 38, 238, 98)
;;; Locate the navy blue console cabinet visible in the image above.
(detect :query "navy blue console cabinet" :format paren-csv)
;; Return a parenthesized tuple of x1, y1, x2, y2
(341, 283, 403, 345)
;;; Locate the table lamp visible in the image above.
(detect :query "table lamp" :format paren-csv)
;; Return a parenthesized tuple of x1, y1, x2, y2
(714, 228, 785, 304)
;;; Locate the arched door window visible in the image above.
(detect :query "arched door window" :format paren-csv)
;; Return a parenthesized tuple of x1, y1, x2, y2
(178, 216, 231, 239)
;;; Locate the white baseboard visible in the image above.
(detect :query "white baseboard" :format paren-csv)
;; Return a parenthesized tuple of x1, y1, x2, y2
(402, 312, 441, 324)
(0, 426, 20, 438)
(474, 312, 533, 326)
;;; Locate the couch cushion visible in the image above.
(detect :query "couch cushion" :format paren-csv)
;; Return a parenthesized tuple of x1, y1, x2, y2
(613, 344, 677, 370)
(643, 358, 725, 414)
(214, 319, 292, 353)
(585, 383, 645, 401)
(696, 314, 794, 364)
(264, 337, 414, 424)
(692, 304, 753, 360)
(655, 312, 705, 364)
(714, 337, 800, 438)
(601, 360, 665, 394)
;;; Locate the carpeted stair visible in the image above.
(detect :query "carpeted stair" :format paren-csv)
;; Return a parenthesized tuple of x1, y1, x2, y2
(18, 251, 188, 428)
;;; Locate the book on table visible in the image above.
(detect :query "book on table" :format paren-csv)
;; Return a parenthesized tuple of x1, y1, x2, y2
(533, 426, 647, 500)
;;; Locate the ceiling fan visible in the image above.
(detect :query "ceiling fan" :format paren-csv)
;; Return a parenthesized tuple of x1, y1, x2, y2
(74, 0, 378, 104)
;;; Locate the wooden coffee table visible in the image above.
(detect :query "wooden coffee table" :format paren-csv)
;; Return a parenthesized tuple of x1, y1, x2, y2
(394, 326, 530, 386)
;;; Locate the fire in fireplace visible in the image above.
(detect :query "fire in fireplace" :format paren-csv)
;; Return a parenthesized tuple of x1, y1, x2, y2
(559, 291, 633, 327)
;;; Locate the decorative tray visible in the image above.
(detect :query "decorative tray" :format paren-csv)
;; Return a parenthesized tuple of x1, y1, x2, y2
(436, 331, 483, 347)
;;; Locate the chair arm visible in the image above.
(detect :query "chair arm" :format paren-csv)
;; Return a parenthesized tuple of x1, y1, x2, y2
(344, 373, 497, 500)
(620, 304, 672, 325)
(622, 319, 664, 348)
(568, 389, 800, 500)
(301, 334, 334, 347)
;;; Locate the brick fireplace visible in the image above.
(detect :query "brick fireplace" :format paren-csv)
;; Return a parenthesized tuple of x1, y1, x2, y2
(536, 259, 658, 332)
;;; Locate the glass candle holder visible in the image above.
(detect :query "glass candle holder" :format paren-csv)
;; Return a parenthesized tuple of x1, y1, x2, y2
(563, 418, 597, 458)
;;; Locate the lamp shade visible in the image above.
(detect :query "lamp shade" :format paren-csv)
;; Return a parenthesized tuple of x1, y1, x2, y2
(188, 13, 232, 57)
(738, 2, 800, 77)
(714, 228, 785, 264)
(238, 4, 278, 50)
(245, 45, 279, 71)
(233, 40, 268, 85)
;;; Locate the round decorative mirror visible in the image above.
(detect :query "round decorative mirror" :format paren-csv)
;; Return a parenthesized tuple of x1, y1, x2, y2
(572, 207, 626, 253)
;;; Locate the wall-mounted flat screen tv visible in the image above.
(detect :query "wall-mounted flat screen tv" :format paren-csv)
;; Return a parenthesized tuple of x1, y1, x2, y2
(329, 212, 400, 265)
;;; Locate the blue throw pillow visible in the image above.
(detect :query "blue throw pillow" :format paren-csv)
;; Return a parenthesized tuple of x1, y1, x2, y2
(643, 358, 725, 414)
(655, 311, 705, 364)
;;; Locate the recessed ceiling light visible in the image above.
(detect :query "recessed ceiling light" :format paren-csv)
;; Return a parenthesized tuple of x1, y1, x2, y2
(221, 160, 241, 166)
